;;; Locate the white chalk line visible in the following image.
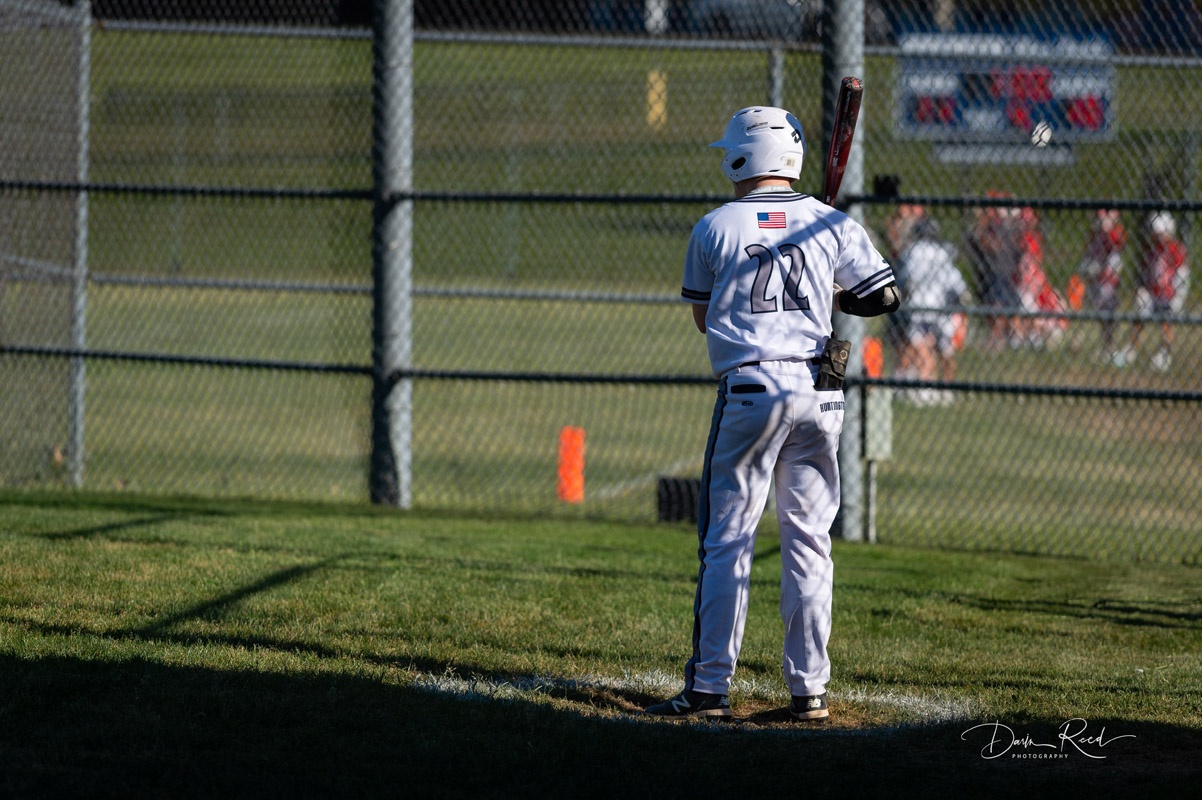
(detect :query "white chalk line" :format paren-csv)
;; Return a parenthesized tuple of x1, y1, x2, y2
(409, 667, 979, 726)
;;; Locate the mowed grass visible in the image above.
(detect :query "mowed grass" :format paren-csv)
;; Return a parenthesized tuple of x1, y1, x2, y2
(7, 270, 1200, 560)
(0, 492, 1199, 797)
(882, 388, 1202, 564)
(4, 29, 1200, 560)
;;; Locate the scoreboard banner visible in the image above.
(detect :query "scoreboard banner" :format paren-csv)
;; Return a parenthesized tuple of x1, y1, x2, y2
(896, 34, 1115, 145)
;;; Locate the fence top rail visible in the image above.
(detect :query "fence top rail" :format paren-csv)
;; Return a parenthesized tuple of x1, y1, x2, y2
(90, 19, 1202, 69)
(94, 18, 816, 52)
(95, 18, 370, 40)
(413, 29, 818, 53)
(1, 0, 82, 25)
(0, 179, 370, 201)
(846, 194, 1202, 213)
(6, 181, 1202, 214)
(87, 17, 1202, 68)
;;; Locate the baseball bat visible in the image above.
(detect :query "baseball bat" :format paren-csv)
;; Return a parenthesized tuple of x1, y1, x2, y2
(821, 76, 864, 208)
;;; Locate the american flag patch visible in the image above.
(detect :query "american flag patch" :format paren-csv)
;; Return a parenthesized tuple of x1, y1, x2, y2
(758, 212, 786, 229)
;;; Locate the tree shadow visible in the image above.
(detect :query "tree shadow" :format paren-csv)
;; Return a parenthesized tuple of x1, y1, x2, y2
(839, 582, 1202, 630)
(1, 652, 1199, 800)
(3, 494, 1199, 796)
(1, 544, 1198, 796)
(29, 513, 192, 542)
(953, 594, 1202, 628)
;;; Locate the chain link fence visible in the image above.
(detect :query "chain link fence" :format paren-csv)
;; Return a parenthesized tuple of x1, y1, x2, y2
(1, 1, 1198, 564)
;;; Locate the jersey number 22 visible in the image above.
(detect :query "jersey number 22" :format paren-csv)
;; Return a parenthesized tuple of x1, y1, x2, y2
(747, 243, 810, 313)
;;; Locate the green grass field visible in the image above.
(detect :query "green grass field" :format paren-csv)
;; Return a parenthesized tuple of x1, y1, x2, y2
(7, 270, 1197, 561)
(3, 28, 1200, 564)
(3, 26, 1200, 800)
(1, 492, 1199, 797)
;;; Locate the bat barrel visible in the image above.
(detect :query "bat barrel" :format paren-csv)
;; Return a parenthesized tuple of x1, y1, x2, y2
(822, 76, 864, 207)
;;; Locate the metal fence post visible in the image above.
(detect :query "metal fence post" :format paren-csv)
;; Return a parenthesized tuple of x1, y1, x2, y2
(68, 0, 92, 488)
(823, 0, 865, 542)
(370, 0, 414, 507)
(768, 46, 784, 108)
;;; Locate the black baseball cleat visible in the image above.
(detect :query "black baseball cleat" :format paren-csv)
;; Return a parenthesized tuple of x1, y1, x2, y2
(789, 693, 829, 721)
(645, 689, 732, 719)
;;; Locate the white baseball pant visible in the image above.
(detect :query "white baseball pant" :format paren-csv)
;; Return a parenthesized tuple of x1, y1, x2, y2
(684, 358, 842, 698)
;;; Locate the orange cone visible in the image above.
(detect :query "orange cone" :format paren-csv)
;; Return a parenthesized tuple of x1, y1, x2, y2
(557, 426, 586, 504)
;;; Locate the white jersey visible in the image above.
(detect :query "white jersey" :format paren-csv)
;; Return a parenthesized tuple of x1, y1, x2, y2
(682, 190, 894, 376)
(899, 238, 966, 326)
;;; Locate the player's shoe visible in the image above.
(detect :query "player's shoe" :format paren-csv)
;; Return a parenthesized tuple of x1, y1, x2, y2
(644, 689, 732, 719)
(789, 693, 829, 721)
(1152, 348, 1171, 371)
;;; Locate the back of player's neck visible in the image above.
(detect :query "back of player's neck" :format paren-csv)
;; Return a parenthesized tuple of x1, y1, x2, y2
(737, 180, 794, 199)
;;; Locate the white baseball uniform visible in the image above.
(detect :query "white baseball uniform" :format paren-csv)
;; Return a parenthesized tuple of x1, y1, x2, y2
(680, 186, 893, 698)
(900, 237, 968, 357)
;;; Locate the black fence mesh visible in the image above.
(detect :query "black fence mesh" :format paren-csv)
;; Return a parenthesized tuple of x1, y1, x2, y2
(1, 1, 1198, 564)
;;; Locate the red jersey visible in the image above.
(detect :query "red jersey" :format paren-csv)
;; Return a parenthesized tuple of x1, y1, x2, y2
(1143, 239, 1187, 300)
(1084, 223, 1127, 289)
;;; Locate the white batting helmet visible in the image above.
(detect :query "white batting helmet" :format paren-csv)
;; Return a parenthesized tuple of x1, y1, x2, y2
(1149, 211, 1176, 238)
(710, 106, 806, 182)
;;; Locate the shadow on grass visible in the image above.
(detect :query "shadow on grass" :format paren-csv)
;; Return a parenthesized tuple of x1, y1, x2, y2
(1, 652, 1199, 800)
(841, 582, 1202, 630)
(0, 488, 682, 529)
(133, 560, 344, 637)
(0, 491, 240, 518)
(32, 513, 195, 542)
(956, 595, 1202, 627)
(3, 492, 1199, 795)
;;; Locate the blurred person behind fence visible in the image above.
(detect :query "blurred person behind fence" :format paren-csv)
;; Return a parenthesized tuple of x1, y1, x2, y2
(1074, 207, 1128, 364)
(897, 214, 968, 406)
(964, 192, 1021, 351)
(1015, 206, 1068, 348)
(1123, 211, 1189, 370)
(884, 203, 927, 378)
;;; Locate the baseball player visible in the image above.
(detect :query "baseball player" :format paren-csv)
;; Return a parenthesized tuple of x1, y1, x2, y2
(1075, 208, 1128, 364)
(1126, 211, 1189, 370)
(896, 214, 968, 406)
(645, 106, 900, 721)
